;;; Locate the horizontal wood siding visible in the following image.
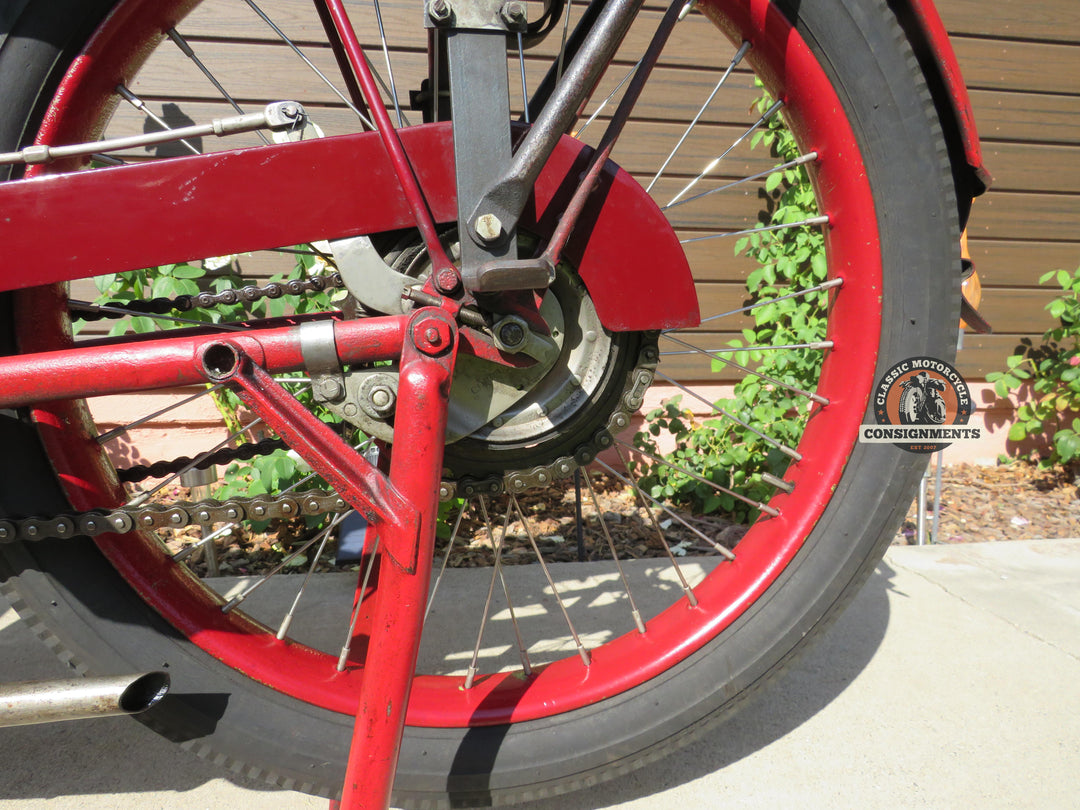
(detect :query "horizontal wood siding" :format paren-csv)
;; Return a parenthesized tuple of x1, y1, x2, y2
(943, 0, 1080, 378)
(89, 0, 1074, 387)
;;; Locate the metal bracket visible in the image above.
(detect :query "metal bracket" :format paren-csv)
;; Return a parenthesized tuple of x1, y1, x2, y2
(426, 0, 526, 31)
(299, 320, 348, 404)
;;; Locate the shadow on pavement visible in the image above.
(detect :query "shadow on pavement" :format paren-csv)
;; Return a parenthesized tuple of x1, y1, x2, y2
(0, 562, 895, 805)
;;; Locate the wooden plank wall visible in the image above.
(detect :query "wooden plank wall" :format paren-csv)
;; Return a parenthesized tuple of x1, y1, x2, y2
(939, 0, 1080, 378)
(92, 0, 1074, 387)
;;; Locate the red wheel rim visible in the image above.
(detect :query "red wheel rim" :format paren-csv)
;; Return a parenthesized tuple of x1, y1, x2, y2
(17, 0, 880, 727)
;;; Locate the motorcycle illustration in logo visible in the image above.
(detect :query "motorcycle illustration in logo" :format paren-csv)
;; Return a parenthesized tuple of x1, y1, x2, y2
(898, 371, 948, 426)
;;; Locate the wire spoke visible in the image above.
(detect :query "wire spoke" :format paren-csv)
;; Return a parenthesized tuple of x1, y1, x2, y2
(276, 510, 352, 639)
(659, 338, 833, 356)
(371, 0, 406, 127)
(666, 98, 783, 207)
(617, 438, 780, 519)
(222, 510, 350, 613)
(690, 277, 842, 326)
(659, 333, 829, 404)
(509, 494, 592, 663)
(602, 453, 700, 604)
(125, 417, 262, 507)
(662, 151, 817, 211)
(606, 451, 737, 563)
(517, 32, 530, 124)
(575, 475, 646, 633)
(337, 532, 381, 671)
(172, 522, 236, 562)
(645, 372, 801, 461)
(574, 59, 639, 138)
(425, 500, 468, 620)
(242, 0, 375, 129)
(464, 496, 531, 688)
(679, 214, 829, 245)
(96, 384, 224, 444)
(116, 84, 201, 156)
(166, 27, 271, 145)
(646, 40, 750, 193)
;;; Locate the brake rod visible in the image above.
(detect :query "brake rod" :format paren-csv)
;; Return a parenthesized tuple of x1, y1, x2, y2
(0, 101, 307, 166)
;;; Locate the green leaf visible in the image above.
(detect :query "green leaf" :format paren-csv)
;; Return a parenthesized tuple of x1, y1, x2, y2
(1007, 422, 1029, 442)
(172, 263, 206, 279)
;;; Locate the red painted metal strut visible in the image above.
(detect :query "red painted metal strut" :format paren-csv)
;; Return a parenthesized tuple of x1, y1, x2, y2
(195, 308, 457, 810)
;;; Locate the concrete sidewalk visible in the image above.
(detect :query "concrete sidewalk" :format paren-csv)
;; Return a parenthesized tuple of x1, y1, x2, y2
(1, 539, 1078, 809)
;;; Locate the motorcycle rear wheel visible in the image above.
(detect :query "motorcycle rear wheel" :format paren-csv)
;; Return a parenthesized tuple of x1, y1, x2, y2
(0, 0, 959, 806)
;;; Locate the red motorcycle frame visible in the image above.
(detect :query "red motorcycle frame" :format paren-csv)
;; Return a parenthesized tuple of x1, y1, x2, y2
(0, 0, 986, 807)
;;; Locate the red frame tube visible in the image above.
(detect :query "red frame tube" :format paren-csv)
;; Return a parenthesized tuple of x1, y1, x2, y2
(0, 315, 408, 409)
(318, 0, 458, 282)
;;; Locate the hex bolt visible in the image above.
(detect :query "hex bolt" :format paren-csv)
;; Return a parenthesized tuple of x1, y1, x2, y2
(319, 378, 345, 401)
(474, 212, 503, 243)
(500, 1, 527, 29)
(425, 327, 441, 344)
(435, 268, 461, 295)
(497, 321, 526, 348)
(428, 0, 452, 24)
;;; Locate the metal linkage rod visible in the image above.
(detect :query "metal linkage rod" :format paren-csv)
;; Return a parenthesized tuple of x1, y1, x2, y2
(0, 102, 305, 166)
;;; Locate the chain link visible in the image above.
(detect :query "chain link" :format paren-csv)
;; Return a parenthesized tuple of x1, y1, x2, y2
(73, 273, 345, 322)
(6, 280, 659, 543)
(0, 490, 346, 545)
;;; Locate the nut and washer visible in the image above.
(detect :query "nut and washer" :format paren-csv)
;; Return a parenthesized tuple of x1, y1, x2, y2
(411, 317, 454, 356)
(428, 0, 452, 24)
(500, 1, 527, 29)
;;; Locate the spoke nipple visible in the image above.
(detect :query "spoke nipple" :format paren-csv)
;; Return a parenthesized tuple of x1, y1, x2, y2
(474, 213, 504, 244)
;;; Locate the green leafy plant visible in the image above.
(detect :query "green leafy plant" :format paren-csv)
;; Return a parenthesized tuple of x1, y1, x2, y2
(634, 90, 828, 521)
(986, 267, 1080, 469)
(91, 250, 342, 522)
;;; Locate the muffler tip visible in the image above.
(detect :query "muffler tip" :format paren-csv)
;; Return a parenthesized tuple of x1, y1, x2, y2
(118, 671, 170, 715)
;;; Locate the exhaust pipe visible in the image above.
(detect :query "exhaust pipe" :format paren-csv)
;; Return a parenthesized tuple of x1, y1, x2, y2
(0, 671, 170, 728)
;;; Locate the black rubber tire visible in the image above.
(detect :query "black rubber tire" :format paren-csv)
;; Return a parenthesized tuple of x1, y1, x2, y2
(0, 0, 959, 807)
